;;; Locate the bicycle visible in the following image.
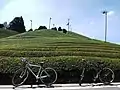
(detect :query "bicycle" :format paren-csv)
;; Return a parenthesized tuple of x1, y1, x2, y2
(12, 58, 57, 87)
(79, 59, 115, 86)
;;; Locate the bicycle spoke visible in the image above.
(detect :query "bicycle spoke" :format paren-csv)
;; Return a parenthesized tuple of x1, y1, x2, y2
(99, 68, 114, 84)
(12, 68, 29, 86)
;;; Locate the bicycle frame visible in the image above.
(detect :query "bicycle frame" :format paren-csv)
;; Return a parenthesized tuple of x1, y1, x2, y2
(93, 69, 102, 82)
(80, 62, 103, 82)
(80, 68, 85, 80)
(25, 63, 49, 80)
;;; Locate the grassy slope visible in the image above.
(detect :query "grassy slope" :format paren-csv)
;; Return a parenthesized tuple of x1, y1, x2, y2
(0, 29, 120, 72)
(0, 28, 19, 38)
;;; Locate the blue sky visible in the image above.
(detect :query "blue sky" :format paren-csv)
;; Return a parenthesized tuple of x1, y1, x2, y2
(0, 0, 120, 44)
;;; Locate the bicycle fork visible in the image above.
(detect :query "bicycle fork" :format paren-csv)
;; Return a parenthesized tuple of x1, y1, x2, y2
(93, 70, 101, 82)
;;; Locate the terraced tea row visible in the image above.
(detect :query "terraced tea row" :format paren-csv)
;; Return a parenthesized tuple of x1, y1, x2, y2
(0, 56, 120, 73)
(0, 50, 119, 59)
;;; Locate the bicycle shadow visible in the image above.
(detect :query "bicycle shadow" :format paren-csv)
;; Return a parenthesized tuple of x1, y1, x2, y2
(13, 84, 55, 89)
(80, 82, 120, 87)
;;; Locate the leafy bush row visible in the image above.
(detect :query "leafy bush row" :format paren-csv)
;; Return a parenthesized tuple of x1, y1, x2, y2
(0, 56, 120, 73)
(1, 44, 120, 51)
(1, 47, 120, 53)
(0, 50, 120, 59)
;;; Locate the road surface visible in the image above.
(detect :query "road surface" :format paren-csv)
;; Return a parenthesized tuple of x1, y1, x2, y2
(0, 83, 120, 90)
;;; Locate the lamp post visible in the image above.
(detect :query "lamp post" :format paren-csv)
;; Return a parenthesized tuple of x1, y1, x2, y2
(30, 20, 32, 29)
(67, 19, 70, 32)
(49, 17, 52, 29)
(53, 24, 55, 28)
(102, 11, 108, 42)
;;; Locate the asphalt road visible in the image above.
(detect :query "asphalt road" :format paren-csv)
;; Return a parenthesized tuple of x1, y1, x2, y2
(0, 83, 120, 90)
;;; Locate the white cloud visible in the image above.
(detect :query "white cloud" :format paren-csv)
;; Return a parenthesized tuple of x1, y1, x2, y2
(0, 0, 72, 30)
(0, 0, 39, 29)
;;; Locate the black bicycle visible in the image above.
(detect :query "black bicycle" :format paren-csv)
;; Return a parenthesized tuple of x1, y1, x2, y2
(79, 59, 114, 86)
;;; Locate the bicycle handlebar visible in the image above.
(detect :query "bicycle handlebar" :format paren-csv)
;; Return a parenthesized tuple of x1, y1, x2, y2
(21, 58, 29, 64)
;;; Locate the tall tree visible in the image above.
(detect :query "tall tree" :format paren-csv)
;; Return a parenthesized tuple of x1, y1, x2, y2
(0, 24, 4, 28)
(8, 16, 26, 33)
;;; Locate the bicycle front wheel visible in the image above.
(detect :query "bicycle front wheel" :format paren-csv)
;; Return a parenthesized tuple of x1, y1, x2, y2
(99, 68, 114, 84)
(40, 68, 57, 84)
(12, 68, 29, 86)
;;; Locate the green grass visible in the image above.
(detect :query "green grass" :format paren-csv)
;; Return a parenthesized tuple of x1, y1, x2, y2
(0, 28, 19, 38)
(0, 29, 120, 73)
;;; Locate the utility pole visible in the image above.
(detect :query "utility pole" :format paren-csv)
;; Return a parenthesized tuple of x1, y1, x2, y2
(70, 25, 72, 32)
(102, 11, 108, 42)
(49, 17, 52, 29)
(67, 19, 70, 32)
(53, 24, 55, 27)
(30, 20, 32, 29)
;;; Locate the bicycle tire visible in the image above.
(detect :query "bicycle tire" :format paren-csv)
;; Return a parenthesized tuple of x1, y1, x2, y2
(99, 68, 114, 84)
(40, 67, 57, 84)
(12, 68, 29, 86)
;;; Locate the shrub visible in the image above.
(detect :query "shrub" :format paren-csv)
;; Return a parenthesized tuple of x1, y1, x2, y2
(38, 26, 47, 30)
(63, 29, 67, 34)
(28, 29, 33, 32)
(51, 27, 57, 31)
(58, 27, 62, 31)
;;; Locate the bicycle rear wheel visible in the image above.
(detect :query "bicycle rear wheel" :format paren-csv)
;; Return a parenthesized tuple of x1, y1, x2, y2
(99, 68, 114, 84)
(12, 68, 29, 86)
(40, 68, 57, 84)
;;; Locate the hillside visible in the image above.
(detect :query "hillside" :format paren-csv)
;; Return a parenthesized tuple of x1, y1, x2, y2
(0, 29, 120, 83)
(0, 29, 120, 61)
(0, 28, 19, 38)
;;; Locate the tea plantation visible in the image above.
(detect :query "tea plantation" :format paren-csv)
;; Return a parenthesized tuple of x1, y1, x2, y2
(0, 29, 120, 84)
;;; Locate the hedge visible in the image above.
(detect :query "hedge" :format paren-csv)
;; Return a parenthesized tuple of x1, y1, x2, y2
(0, 56, 120, 84)
(0, 56, 120, 73)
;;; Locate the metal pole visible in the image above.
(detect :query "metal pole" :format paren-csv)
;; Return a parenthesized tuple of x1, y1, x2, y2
(70, 25, 72, 31)
(105, 12, 107, 42)
(53, 24, 55, 27)
(103, 11, 108, 42)
(49, 17, 52, 29)
(68, 19, 70, 32)
(30, 20, 32, 29)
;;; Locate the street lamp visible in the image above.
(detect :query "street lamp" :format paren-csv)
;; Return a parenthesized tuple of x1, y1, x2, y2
(53, 24, 55, 27)
(102, 11, 108, 42)
(70, 25, 72, 31)
(30, 20, 32, 29)
(49, 17, 52, 29)
(66, 18, 70, 34)
(67, 19, 70, 32)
